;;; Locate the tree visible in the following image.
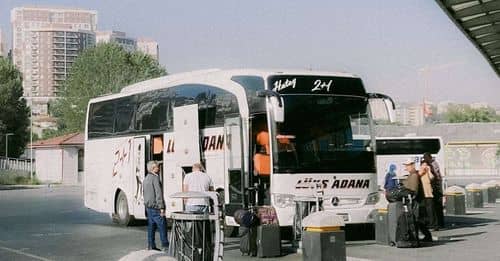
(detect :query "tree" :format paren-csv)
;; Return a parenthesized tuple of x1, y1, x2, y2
(0, 57, 30, 157)
(445, 104, 499, 123)
(50, 43, 167, 135)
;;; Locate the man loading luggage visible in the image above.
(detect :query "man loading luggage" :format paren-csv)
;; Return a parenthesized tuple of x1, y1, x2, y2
(402, 159, 433, 242)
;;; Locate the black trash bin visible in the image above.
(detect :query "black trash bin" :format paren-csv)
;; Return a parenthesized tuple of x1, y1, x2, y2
(375, 207, 389, 245)
(482, 181, 498, 203)
(302, 212, 346, 261)
(465, 183, 483, 209)
(445, 193, 466, 215)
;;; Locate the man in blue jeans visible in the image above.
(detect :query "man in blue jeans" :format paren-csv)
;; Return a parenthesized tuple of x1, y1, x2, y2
(143, 161, 169, 251)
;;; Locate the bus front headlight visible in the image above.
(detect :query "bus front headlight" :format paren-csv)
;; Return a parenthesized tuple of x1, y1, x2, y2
(365, 192, 380, 205)
(273, 193, 295, 208)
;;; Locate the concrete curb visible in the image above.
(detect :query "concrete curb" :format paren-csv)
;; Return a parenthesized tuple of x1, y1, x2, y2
(119, 250, 175, 261)
(0, 184, 82, 190)
(0, 184, 47, 190)
(347, 258, 373, 261)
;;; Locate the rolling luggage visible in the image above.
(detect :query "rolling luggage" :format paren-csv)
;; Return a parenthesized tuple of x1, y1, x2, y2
(235, 209, 259, 256)
(239, 226, 257, 256)
(395, 201, 419, 248)
(256, 224, 281, 257)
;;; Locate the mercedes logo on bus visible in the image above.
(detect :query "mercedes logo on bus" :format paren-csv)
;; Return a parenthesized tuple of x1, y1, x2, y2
(331, 196, 340, 206)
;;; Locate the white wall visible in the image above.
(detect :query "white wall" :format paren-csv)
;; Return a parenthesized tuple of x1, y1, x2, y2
(35, 146, 80, 185)
(35, 148, 63, 183)
(62, 147, 79, 185)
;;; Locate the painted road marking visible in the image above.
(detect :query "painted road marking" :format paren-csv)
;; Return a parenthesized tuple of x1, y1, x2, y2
(0, 245, 52, 261)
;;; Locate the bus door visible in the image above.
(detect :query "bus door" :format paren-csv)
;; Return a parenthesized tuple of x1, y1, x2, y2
(131, 136, 146, 219)
(223, 117, 245, 216)
(165, 104, 201, 213)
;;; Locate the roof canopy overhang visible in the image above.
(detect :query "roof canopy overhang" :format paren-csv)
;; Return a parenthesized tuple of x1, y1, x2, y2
(436, 0, 500, 77)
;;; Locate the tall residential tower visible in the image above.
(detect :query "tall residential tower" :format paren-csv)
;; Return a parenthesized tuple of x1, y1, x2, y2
(0, 27, 6, 57)
(11, 6, 97, 116)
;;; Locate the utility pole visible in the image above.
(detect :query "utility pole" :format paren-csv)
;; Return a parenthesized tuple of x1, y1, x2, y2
(5, 133, 13, 158)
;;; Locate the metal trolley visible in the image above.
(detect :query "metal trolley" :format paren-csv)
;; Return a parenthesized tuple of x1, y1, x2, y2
(293, 190, 326, 243)
(168, 192, 224, 261)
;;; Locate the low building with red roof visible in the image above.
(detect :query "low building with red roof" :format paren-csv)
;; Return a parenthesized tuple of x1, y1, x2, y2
(29, 133, 84, 185)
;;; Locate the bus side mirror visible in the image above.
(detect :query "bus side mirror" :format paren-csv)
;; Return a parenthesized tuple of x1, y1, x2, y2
(368, 93, 396, 123)
(257, 90, 285, 123)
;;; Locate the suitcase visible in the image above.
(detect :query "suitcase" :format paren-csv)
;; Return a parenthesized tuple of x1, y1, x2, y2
(388, 201, 403, 246)
(239, 226, 257, 256)
(256, 224, 281, 257)
(395, 202, 419, 248)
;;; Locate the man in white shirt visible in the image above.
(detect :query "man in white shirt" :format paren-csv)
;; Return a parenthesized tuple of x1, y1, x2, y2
(183, 163, 214, 213)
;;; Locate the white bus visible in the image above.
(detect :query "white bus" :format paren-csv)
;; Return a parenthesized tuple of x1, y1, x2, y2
(84, 69, 395, 232)
(375, 136, 445, 189)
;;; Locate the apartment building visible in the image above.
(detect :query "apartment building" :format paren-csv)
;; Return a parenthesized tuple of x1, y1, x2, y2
(0, 27, 6, 57)
(11, 6, 97, 115)
(137, 37, 159, 60)
(96, 30, 136, 52)
(395, 104, 425, 126)
(96, 31, 159, 61)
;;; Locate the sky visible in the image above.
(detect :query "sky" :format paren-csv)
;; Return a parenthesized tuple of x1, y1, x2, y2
(0, 0, 499, 106)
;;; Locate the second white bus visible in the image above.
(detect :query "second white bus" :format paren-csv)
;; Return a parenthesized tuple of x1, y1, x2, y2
(375, 136, 445, 189)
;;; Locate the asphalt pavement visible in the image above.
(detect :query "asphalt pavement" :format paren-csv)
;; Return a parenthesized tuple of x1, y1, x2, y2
(0, 185, 147, 261)
(1, 185, 500, 261)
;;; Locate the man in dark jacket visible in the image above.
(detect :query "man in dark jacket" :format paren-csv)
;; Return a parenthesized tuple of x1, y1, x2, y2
(402, 159, 433, 242)
(143, 161, 169, 251)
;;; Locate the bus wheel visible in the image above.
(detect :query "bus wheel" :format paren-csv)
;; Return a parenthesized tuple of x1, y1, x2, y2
(114, 191, 134, 226)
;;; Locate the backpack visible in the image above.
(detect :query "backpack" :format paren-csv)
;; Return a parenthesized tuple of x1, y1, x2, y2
(234, 209, 259, 227)
(386, 186, 413, 203)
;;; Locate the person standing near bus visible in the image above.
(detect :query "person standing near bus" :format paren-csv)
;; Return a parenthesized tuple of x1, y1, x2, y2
(383, 163, 398, 191)
(423, 152, 444, 229)
(143, 161, 169, 251)
(419, 160, 437, 230)
(183, 163, 214, 213)
(402, 159, 433, 242)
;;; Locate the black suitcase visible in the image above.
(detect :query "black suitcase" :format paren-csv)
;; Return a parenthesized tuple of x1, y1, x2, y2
(239, 226, 257, 256)
(256, 224, 281, 257)
(395, 202, 419, 248)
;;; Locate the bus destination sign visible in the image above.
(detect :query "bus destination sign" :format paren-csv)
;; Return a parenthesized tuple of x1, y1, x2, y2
(268, 75, 366, 96)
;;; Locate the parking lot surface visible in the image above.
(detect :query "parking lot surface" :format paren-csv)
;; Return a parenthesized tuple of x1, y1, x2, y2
(1, 186, 499, 261)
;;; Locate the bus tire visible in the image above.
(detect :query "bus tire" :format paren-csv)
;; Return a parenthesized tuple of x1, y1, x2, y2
(114, 191, 135, 226)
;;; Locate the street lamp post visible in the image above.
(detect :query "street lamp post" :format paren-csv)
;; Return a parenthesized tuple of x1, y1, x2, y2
(5, 133, 14, 158)
(29, 99, 33, 181)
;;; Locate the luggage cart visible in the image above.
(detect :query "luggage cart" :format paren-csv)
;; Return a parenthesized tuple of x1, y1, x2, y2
(169, 191, 224, 261)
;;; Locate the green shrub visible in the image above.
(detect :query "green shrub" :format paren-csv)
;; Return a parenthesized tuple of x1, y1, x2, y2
(0, 170, 40, 185)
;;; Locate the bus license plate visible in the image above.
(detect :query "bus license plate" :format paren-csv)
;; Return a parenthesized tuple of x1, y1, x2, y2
(337, 213, 349, 221)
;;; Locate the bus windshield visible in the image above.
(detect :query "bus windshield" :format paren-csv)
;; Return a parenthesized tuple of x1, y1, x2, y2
(272, 95, 375, 174)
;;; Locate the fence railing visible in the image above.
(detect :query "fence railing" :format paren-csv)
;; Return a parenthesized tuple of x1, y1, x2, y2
(447, 168, 500, 176)
(0, 157, 33, 173)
